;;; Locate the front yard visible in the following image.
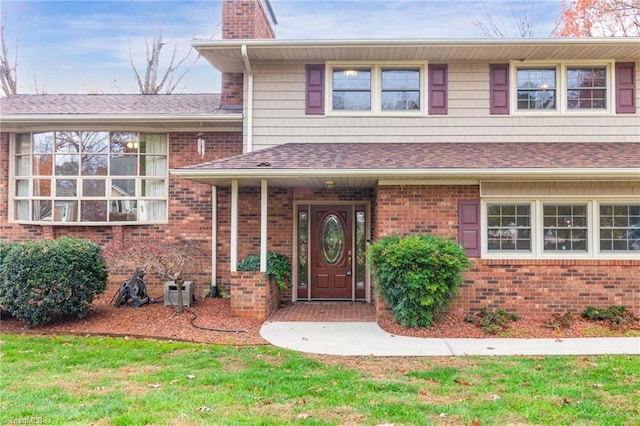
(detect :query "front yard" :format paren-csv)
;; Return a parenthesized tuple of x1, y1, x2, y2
(1, 334, 639, 425)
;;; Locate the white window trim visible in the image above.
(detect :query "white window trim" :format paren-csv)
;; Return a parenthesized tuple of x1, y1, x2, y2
(482, 198, 640, 260)
(326, 61, 428, 116)
(510, 60, 614, 116)
(9, 131, 170, 226)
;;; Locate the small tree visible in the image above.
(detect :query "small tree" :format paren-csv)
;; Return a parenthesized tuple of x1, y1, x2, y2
(106, 240, 204, 313)
(369, 234, 471, 328)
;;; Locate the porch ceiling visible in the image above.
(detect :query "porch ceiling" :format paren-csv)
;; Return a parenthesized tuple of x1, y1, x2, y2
(171, 142, 640, 188)
(193, 38, 640, 73)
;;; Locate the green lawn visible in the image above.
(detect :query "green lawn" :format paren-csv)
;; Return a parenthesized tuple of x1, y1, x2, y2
(1, 334, 638, 425)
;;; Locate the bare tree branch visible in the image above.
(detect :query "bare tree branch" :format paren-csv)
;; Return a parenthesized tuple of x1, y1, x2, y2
(0, 12, 18, 96)
(473, 1, 540, 38)
(130, 30, 200, 94)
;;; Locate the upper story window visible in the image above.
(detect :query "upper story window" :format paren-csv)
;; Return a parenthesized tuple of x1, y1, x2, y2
(567, 66, 607, 110)
(328, 63, 426, 114)
(516, 68, 557, 110)
(381, 69, 420, 111)
(332, 68, 372, 111)
(12, 131, 168, 225)
(512, 61, 612, 114)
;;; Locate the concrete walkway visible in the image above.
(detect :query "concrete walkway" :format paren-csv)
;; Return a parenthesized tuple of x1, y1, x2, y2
(260, 321, 640, 356)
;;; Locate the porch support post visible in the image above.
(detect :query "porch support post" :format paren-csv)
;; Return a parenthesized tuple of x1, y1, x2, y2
(230, 179, 238, 272)
(260, 179, 268, 272)
(211, 185, 217, 291)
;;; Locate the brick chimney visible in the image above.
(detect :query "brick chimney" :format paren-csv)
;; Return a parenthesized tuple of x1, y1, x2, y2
(221, 0, 276, 109)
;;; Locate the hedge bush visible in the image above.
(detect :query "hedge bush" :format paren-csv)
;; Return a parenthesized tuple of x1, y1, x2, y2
(237, 252, 291, 289)
(0, 237, 108, 327)
(368, 234, 471, 328)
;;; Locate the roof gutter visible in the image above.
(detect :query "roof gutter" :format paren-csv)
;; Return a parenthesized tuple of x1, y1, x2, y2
(241, 44, 254, 153)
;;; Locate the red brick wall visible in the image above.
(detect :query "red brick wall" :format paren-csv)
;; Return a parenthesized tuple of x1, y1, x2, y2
(0, 131, 243, 297)
(374, 184, 640, 318)
(222, 0, 275, 39)
(230, 271, 280, 320)
(220, 0, 276, 107)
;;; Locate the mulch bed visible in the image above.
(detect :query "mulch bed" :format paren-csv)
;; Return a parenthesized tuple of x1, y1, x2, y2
(2, 293, 638, 344)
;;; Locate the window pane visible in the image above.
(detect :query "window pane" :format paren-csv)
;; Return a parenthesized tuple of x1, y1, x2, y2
(516, 68, 556, 110)
(81, 200, 108, 222)
(140, 155, 167, 176)
(53, 200, 78, 222)
(15, 155, 30, 176)
(109, 200, 137, 222)
(33, 155, 53, 176)
(15, 200, 29, 220)
(33, 179, 51, 196)
(110, 132, 139, 154)
(333, 69, 371, 111)
(55, 131, 80, 153)
(112, 179, 135, 197)
(82, 154, 108, 176)
(356, 210, 366, 288)
(382, 91, 420, 110)
(16, 133, 31, 154)
(83, 179, 106, 197)
(15, 180, 28, 196)
(298, 209, 308, 288)
(110, 155, 137, 175)
(82, 131, 109, 153)
(600, 204, 640, 251)
(55, 179, 77, 197)
(142, 179, 166, 197)
(33, 132, 54, 154)
(55, 154, 79, 176)
(567, 67, 606, 110)
(140, 133, 167, 154)
(487, 203, 532, 251)
(138, 200, 165, 221)
(33, 200, 52, 221)
(543, 204, 588, 252)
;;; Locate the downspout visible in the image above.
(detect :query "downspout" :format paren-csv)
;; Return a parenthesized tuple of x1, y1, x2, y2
(241, 44, 254, 153)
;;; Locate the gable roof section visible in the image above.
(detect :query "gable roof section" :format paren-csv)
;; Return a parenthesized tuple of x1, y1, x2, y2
(193, 38, 640, 73)
(0, 94, 242, 132)
(172, 142, 640, 187)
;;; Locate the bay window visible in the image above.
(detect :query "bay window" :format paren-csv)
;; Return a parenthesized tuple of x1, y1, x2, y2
(12, 131, 168, 224)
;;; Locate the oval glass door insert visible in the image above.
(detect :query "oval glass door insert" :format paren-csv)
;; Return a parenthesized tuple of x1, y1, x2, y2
(321, 214, 344, 265)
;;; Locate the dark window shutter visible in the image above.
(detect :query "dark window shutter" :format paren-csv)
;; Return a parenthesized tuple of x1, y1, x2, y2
(428, 64, 448, 114)
(459, 199, 480, 257)
(306, 64, 325, 115)
(490, 64, 510, 114)
(616, 62, 636, 114)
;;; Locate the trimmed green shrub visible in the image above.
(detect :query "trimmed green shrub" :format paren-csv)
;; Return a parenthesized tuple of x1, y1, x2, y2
(582, 305, 638, 329)
(369, 234, 471, 328)
(0, 237, 108, 327)
(470, 306, 519, 334)
(237, 252, 291, 289)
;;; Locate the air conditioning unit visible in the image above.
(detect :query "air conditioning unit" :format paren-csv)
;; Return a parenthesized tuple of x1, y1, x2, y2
(163, 281, 196, 307)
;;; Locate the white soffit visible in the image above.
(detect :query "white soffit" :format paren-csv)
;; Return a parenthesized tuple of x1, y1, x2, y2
(193, 38, 640, 73)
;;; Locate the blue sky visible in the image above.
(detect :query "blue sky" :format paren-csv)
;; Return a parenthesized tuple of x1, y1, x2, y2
(1, 0, 562, 94)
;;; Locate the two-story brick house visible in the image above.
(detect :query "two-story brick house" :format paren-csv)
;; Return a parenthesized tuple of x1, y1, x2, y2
(1, 0, 638, 321)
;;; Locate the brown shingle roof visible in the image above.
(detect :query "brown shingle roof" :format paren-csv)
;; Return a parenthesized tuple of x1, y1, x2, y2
(0, 93, 226, 115)
(185, 142, 640, 171)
